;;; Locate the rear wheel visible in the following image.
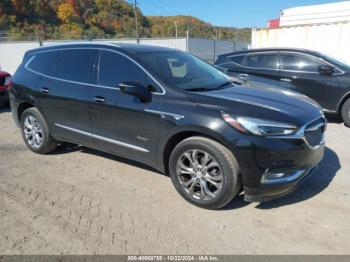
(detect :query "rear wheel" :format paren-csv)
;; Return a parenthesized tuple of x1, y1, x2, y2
(20, 108, 57, 154)
(169, 136, 241, 209)
(341, 99, 350, 127)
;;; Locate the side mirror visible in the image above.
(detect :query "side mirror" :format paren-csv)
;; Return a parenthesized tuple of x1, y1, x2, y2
(319, 65, 334, 75)
(118, 81, 152, 103)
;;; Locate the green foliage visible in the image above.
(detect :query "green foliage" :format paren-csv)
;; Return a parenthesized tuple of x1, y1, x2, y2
(0, 0, 251, 42)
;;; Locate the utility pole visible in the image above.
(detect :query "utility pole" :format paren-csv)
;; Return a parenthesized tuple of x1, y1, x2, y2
(132, 0, 139, 43)
(174, 21, 178, 38)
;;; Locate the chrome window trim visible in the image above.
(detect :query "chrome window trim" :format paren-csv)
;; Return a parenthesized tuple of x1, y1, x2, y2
(54, 123, 149, 153)
(24, 46, 166, 95)
(223, 51, 345, 75)
(279, 51, 345, 75)
(227, 51, 280, 71)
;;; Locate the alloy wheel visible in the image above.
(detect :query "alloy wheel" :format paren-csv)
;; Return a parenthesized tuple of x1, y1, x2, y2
(176, 149, 223, 201)
(23, 115, 44, 149)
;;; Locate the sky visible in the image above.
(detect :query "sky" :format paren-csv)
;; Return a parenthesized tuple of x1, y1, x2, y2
(136, 0, 346, 28)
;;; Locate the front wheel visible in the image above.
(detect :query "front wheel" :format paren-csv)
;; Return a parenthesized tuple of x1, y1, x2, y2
(341, 99, 350, 127)
(169, 136, 241, 209)
(20, 107, 57, 154)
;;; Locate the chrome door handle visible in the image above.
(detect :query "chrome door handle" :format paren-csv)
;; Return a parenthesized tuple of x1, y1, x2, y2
(93, 96, 107, 103)
(281, 78, 292, 83)
(239, 73, 249, 78)
(40, 87, 49, 94)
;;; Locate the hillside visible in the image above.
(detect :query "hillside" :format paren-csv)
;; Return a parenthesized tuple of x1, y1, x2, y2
(0, 0, 251, 42)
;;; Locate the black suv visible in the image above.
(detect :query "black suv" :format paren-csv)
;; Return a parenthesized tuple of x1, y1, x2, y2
(10, 43, 326, 209)
(215, 48, 350, 126)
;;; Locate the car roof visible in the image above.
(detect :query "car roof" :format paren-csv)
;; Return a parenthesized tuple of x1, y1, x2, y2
(26, 41, 180, 55)
(219, 47, 322, 57)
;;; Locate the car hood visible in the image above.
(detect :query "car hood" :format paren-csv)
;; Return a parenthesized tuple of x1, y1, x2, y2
(185, 84, 323, 127)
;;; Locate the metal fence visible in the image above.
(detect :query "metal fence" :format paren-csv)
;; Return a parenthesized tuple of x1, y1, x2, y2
(0, 37, 249, 74)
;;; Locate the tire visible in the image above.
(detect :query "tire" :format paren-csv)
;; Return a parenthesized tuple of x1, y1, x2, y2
(169, 136, 241, 209)
(20, 107, 57, 154)
(341, 99, 350, 127)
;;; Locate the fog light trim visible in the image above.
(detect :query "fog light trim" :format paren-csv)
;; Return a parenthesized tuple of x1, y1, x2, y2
(261, 169, 307, 184)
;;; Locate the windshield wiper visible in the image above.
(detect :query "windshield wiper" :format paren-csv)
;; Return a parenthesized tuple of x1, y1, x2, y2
(184, 80, 235, 92)
(216, 80, 235, 89)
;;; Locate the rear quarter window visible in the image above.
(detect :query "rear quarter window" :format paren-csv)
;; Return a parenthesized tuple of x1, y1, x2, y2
(26, 51, 60, 75)
(229, 55, 245, 65)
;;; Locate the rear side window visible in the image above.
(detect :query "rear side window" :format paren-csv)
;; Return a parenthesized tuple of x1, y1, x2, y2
(229, 55, 245, 65)
(27, 51, 59, 75)
(244, 54, 279, 70)
(280, 53, 323, 72)
(98, 50, 145, 87)
(54, 49, 94, 83)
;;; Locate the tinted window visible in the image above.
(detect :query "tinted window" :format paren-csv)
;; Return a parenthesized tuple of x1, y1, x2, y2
(98, 50, 145, 87)
(281, 53, 323, 72)
(244, 54, 279, 69)
(138, 51, 229, 91)
(27, 51, 59, 75)
(229, 55, 245, 65)
(54, 49, 94, 83)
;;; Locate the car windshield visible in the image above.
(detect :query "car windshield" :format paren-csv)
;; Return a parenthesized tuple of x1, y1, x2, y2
(138, 51, 231, 91)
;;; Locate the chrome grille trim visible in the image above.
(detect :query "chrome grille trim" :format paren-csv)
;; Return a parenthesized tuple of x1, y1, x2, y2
(268, 115, 327, 150)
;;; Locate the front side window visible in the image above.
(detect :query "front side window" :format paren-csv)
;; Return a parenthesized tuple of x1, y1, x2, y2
(244, 54, 279, 70)
(280, 53, 324, 72)
(54, 49, 94, 83)
(98, 50, 146, 87)
(138, 51, 229, 91)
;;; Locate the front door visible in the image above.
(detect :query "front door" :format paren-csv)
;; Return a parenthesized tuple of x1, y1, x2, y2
(278, 52, 339, 111)
(240, 52, 281, 87)
(90, 49, 162, 162)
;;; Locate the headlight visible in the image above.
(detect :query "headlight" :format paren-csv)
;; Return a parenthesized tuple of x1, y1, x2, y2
(222, 113, 298, 136)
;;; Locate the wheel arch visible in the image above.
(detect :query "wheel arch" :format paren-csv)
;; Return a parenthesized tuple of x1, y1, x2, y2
(17, 101, 35, 123)
(162, 127, 232, 174)
(337, 91, 350, 114)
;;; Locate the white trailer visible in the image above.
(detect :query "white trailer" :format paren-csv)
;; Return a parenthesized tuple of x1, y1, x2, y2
(252, 1, 350, 65)
(280, 1, 350, 27)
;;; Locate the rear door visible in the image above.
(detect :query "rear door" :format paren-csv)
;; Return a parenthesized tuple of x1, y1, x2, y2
(238, 52, 281, 86)
(36, 48, 96, 146)
(278, 52, 340, 110)
(216, 52, 281, 87)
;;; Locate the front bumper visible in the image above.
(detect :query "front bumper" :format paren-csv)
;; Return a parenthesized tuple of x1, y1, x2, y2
(244, 166, 319, 202)
(231, 128, 325, 203)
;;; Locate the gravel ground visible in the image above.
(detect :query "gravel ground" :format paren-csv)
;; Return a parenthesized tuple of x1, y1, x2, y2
(0, 106, 349, 255)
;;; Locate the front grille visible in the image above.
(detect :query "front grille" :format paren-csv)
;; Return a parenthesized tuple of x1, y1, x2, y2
(304, 117, 326, 147)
